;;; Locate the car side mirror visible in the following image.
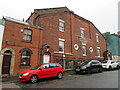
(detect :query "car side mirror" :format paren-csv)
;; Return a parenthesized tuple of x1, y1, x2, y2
(90, 63, 92, 66)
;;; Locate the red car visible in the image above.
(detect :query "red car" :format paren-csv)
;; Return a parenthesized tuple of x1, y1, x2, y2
(19, 63, 64, 83)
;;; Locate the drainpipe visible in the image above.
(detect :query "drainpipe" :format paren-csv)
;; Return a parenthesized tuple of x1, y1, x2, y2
(70, 12, 73, 54)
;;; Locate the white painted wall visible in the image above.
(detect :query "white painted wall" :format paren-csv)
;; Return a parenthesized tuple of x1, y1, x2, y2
(0, 24, 4, 50)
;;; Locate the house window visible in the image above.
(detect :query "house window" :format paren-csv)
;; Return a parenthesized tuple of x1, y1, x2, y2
(23, 29, 32, 42)
(59, 38, 65, 53)
(81, 28, 85, 38)
(59, 19, 64, 32)
(97, 47, 101, 57)
(96, 34, 99, 42)
(82, 46, 86, 56)
(19, 48, 33, 66)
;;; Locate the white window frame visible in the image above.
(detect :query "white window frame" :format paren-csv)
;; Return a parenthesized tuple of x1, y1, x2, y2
(59, 38, 65, 53)
(97, 47, 101, 57)
(96, 34, 99, 42)
(59, 19, 65, 32)
(80, 28, 85, 38)
(82, 45, 86, 56)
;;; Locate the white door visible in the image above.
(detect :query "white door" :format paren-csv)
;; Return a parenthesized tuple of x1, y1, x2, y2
(43, 54, 50, 63)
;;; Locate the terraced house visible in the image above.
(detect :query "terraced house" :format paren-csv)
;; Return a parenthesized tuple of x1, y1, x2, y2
(0, 7, 106, 76)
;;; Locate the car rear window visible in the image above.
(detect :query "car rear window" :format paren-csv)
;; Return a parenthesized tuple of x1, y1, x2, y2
(50, 64, 59, 68)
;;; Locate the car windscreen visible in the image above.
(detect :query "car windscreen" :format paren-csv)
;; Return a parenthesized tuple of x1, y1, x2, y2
(81, 60, 90, 65)
(31, 65, 41, 70)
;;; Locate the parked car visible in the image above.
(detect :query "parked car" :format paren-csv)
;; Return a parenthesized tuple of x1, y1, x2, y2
(75, 60, 103, 74)
(19, 63, 64, 83)
(117, 61, 120, 68)
(102, 60, 119, 70)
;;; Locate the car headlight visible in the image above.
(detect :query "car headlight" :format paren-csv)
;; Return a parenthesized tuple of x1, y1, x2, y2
(23, 72, 30, 76)
(81, 66, 86, 69)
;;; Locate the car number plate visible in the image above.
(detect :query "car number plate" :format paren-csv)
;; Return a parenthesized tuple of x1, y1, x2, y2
(76, 69, 80, 71)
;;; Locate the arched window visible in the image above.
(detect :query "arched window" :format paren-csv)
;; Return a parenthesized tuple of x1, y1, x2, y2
(23, 29, 32, 42)
(19, 48, 33, 66)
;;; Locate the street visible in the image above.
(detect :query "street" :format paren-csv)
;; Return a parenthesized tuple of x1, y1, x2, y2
(2, 70, 118, 88)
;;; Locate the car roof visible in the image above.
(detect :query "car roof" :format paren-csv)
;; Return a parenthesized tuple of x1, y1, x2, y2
(91, 60, 100, 62)
(40, 63, 60, 65)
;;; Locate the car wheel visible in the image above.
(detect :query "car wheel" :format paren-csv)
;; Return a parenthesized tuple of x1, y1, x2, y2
(117, 65, 119, 70)
(87, 68, 92, 74)
(30, 75, 38, 83)
(109, 66, 112, 71)
(99, 67, 103, 73)
(57, 72, 63, 79)
(75, 71, 80, 74)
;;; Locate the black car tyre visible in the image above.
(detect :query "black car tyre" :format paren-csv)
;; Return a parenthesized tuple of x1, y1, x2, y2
(30, 75, 38, 83)
(87, 68, 92, 74)
(99, 67, 103, 73)
(117, 65, 119, 70)
(57, 72, 63, 79)
(75, 71, 80, 74)
(109, 66, 112, 71)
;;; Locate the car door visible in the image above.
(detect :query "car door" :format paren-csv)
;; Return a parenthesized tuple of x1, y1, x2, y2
(38, 64, 52, 78)
(90, 61, 98, 72)
(49, 64, 60, 77)
(111, 61, 115, 68)
(111, 61, 117, 68)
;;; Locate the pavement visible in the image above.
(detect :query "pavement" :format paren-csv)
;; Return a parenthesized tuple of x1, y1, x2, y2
(1, 69, 74, 83)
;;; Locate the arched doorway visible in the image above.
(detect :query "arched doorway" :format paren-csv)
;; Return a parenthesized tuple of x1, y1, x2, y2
(0, 48, 15, 75)
(2, 50, 12, 74)
(43, 52, 50, 63)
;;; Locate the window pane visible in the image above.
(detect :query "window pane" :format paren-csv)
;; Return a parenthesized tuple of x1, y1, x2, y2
(42, 64, 50, 69)
(59, 21, 64, 31)
(59, 41, 64, 52)
(27, 30, 32, 35)
(97, 48, 100, 56)
(21, 56, 30, 65)
(96, 35, 99, 42)
(23, 29, 32, 41)
(81, 30, 84, 38)
(23, 35, 27, 40)
(82, 46, 86, 56)
(24, 29, 28, 34)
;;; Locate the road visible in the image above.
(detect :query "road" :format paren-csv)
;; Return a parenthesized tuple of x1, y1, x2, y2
(2, 70, 119, 88)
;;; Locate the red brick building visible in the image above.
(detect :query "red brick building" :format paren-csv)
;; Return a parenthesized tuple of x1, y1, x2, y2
(0, 7, 106, 76)
(0, 17, 42, 76)
(27, 7, 106, 67)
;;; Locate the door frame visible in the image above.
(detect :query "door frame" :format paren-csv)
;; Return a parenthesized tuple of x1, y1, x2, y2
(0, 48, 15, 76)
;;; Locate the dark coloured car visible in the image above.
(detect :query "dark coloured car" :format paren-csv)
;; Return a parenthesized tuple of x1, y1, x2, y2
(75, 60, 103, 74)
(19, 63, 64, 83)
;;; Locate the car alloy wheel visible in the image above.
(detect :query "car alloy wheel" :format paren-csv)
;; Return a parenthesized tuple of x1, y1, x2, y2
(30, 75, 38, 83)
(57, 72, 63, 79)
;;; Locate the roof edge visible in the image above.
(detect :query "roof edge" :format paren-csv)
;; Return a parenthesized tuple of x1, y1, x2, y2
(3, 16, 43, 30)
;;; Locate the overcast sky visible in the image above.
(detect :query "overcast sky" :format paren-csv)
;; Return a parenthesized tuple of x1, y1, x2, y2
(0, 0, 119, 33)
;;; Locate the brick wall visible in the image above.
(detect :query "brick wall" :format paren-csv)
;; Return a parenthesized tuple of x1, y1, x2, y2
(27, 7, 107, 62)
(2, 20, 42, 75)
